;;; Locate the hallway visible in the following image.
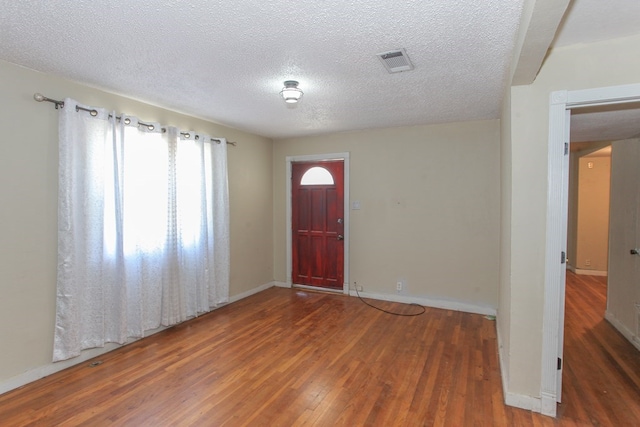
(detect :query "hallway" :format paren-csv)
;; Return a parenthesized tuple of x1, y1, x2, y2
(559, 271, 640, 424)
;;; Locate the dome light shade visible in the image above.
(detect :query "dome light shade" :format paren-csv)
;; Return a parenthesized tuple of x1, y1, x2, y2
(280, 80, 303, 103)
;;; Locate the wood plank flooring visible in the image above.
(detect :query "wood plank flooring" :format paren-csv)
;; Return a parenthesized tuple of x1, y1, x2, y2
(559, 271, 640, 426)
(0, 273, 638, 426)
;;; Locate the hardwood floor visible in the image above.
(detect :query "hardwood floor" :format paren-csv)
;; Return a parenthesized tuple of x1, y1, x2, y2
(559, 271, 640, 426)
(0, 274, 637, 426)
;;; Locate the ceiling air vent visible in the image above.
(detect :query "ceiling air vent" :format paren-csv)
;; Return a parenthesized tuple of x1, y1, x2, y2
(377, 48, 414, 73)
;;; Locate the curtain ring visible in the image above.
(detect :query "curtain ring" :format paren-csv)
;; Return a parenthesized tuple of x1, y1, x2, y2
(90, 110, 98, 117)
(124, 118, 131, 125)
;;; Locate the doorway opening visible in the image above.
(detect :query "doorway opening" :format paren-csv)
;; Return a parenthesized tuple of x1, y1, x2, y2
(542, 83, 640, 417)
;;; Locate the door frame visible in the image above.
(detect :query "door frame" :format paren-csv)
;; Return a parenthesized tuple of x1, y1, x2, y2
(542, 83, 640, 416)
(286, 152, 350, 294)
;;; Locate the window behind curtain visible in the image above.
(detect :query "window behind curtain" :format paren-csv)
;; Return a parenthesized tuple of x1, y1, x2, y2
(54, 99, 229, 362)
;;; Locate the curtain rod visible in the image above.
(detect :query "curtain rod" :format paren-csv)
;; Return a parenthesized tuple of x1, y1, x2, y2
(33, 93, 237, 146)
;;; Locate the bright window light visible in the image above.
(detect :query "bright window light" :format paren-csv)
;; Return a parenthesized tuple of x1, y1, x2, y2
(300, 166, 334, 185)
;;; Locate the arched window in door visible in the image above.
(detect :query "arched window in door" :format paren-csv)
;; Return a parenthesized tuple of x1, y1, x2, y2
(300, 166, 334, 185)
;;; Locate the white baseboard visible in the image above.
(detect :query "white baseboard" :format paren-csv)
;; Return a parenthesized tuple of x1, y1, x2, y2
(0, 342, 125, 396)
(539, 393, 557, 417)
(0, 281, 278, 396)
(228, 281, 277, 303)
(507, 392, 543, 414)
(274, 281, 290, 288)
(496, 315, 546, 415)
(574, 269, 607, 277)
(605, 310, 640, 352)
(347, 290, 496, 316)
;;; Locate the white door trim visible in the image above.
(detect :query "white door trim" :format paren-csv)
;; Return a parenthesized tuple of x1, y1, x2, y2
(542, 83, 640, 417)
(286, 152, 350, 294)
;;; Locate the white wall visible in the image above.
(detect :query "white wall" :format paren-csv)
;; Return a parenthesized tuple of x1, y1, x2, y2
(0, 60, 274, 391)
(273, 121, 501, 310)
(502, 33, 640, 401)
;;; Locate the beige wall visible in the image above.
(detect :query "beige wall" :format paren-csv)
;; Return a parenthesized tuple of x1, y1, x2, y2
(576, 154, 610, 271)
(607, 139, 640, 348)
(567, 153, 579, 268)
(567, 144, 611, 270)
(273, 121, 501, 308)
(502, 33, 640, 398)
(0, 60, 273, 388)
(499, 87, 513, 379)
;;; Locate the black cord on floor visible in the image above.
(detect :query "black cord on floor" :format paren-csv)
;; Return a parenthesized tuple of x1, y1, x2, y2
(353, 286, 426, 316)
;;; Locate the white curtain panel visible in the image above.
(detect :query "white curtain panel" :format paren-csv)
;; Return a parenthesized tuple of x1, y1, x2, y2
(53, 98, 229, 362)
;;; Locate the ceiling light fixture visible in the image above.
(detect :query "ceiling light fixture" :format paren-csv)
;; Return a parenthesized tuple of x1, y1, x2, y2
(280, 80, 303, 103)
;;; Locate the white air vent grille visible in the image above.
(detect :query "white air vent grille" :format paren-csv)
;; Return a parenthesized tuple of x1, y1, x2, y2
(377, 49, 414, 73)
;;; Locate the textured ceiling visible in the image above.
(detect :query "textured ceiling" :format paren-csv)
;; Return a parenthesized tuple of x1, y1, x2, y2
(0, 1, 639, 139)
(0, 0, 524, 138)
(571, 103, 640, 143)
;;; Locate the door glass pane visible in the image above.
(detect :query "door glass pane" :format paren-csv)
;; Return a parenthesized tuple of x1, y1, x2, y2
(300, 167, 334, 185)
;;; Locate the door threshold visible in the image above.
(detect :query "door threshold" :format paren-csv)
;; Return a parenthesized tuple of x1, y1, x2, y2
(292, 284, 343, 294)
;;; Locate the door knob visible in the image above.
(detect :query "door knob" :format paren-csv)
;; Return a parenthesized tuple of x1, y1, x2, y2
(337, 234, 344, 241)
(631, 249, 639, 255)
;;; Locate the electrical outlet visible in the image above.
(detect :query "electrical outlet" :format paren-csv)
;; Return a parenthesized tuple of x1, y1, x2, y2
(352, 282, 363, 292)
(585, 259, 591, 266)
(396, 281, 402, 292)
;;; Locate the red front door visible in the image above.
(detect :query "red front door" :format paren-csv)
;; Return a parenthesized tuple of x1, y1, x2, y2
(292, 161, 344, 290)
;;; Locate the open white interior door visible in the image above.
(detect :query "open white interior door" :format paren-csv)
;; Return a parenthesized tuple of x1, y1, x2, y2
(556, 108, 571, 403)
(544, 84, 640, 418)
